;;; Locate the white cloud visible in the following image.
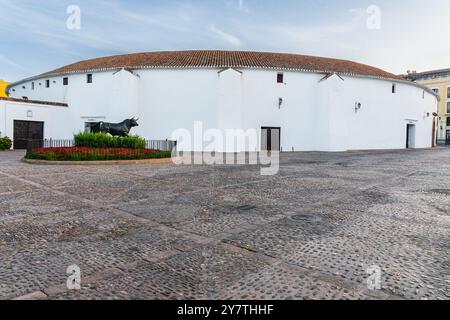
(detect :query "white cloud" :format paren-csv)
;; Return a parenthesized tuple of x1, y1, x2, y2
(0, 54, 30, 72)
(210, 25, 242, 47)
(238, 0, 249, 13)
(276, 9, 365, 43)
(224, 0, 248, 13)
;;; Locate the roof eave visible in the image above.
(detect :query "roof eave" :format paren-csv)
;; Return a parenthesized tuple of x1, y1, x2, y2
(0, 97, 68, 107)
(8, 65, 401, 88)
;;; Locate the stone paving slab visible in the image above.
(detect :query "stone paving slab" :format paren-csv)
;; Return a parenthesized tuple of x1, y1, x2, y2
(224, 201, 449, 300)
(0, 163, 93, 177)
(48, 245, 270, 300)
(0, 225, 199, 300)
(216, 263, 377, 300)
(0, 209, 143, 247)
(0, 178, 38, 195)
(0, 190, 91, 219)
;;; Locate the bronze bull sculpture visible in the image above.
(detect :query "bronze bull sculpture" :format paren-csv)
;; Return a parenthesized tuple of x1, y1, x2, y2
(89, 118, 139, 137)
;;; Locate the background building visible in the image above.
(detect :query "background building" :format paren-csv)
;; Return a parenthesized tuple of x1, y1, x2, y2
(5, 50, 439, 152)
(406, 69, 450, 144)
(0, 80, 11, 98)
(0, 97, 70, 147)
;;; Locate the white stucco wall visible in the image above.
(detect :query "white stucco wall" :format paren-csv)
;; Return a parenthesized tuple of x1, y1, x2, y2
(326, 76, 437, 151)
(135, 69, 219, 146)
(7, 67, 438, 152)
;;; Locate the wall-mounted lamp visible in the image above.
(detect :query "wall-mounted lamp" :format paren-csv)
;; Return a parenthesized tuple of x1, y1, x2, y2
(278, 98, 283, 109)
(355, 102, 362, 113)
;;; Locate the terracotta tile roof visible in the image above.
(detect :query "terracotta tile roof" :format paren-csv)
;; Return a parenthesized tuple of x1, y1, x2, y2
(39, 50, 400, 80)
(0, 97, 68, 107)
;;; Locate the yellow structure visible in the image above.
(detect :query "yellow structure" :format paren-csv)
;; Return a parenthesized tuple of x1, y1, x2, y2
(0, 80, 11, 98)
(407, 69, 450, 144)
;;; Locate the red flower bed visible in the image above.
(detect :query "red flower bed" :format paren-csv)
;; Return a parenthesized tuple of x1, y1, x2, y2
(25, 147, 172, 161)
(35, 147, 160, 154)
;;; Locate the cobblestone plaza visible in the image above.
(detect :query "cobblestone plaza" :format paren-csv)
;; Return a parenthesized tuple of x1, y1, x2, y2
(0, 150, 449, 300)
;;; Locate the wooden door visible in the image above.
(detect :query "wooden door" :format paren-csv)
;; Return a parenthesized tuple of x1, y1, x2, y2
(13, 120, 44, 150)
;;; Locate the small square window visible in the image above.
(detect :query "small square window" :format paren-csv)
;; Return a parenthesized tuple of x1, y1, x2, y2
(87, 74, 93, 84)
(45, 80, 50, 88)
(63, 77, 69, 86)
(277, 73, 284, 84)
(392, 84, 396, 94)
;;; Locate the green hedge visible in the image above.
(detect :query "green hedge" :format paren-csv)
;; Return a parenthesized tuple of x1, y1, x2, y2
(0, 137, 12, 150)
(74, 132, 146, 149)
(25, 148, 172, 161)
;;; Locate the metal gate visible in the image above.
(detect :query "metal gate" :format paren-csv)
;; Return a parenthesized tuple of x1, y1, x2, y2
(13, 120, 44, 150)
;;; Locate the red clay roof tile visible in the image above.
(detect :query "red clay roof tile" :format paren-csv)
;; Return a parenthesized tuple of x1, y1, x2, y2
(40, 50, 400, 80)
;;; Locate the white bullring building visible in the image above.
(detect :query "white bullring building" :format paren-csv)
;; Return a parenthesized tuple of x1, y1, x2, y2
(3, 50, 439, 152)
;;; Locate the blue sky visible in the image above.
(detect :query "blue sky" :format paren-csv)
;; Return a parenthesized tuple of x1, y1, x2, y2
(1, 0, 449, 81)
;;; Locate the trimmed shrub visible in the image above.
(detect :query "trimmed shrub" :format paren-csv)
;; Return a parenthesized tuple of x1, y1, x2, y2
(25, 147, 172, 161)
(0, 136, 12, 150)
(74, 132, 146, 149)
